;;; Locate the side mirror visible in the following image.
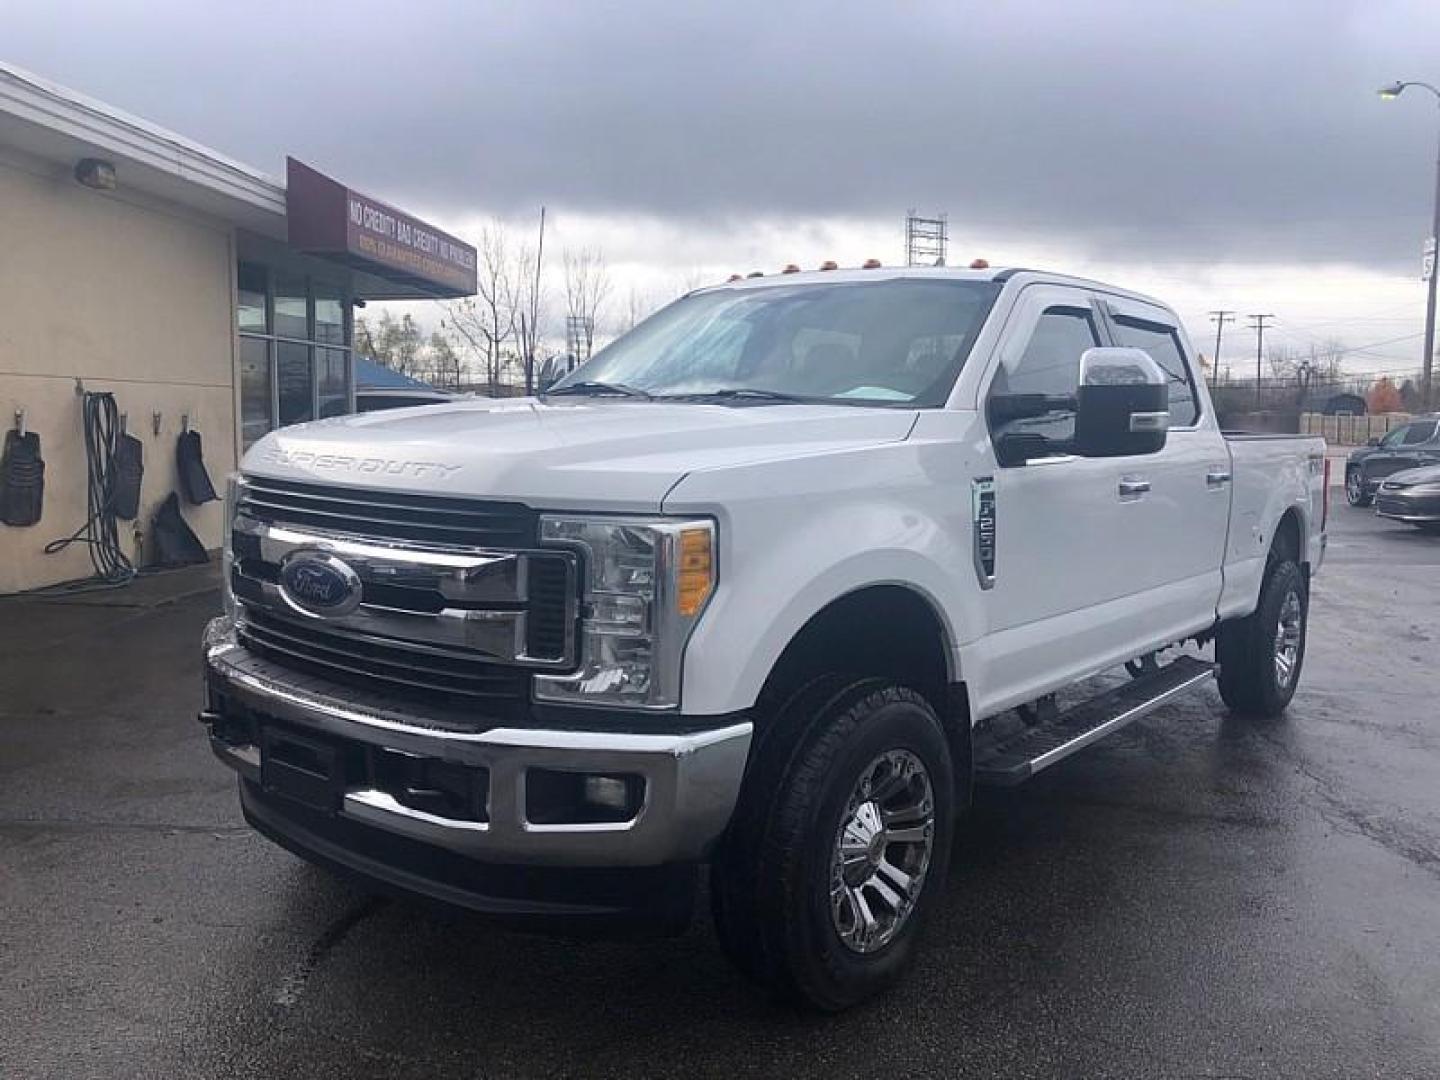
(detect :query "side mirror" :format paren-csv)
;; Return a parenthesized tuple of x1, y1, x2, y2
(1367, 436, 1381, 447)
(1072, 347, 1169, 458)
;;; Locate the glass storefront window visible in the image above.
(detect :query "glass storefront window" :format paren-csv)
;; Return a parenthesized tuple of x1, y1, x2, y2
(274, 274, 308, 340)
(239, 337, 272, 450)
(318, 347, 350, 418)
(238, 263, 269, 333)
(315, 283, 345, 346)
(238, 263, 352, 447)
(277, 341, 314, 426)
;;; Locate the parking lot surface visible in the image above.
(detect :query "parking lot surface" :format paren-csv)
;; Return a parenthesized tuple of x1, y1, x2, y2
(2, 508, 1438, 1079)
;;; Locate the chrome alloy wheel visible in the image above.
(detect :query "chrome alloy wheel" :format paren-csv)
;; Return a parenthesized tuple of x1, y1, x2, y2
(829, 748, 935, 955)
(1274, 587, 1303, 690)
(1346, 470, 1362, 504)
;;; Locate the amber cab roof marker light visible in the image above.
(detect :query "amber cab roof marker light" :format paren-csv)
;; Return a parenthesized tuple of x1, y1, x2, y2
(862, 258, 882, 269)
(818, 260, 839, 271)
(782, 264, 801, 274)
(969, 258, 991, 270)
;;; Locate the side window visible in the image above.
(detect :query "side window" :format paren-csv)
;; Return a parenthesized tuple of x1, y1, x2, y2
(1110, 315, 1199, 426)
(990, 305, 1099, 444)
(1380, 425, 1410, 448)
(1402, 420, 1436, 445)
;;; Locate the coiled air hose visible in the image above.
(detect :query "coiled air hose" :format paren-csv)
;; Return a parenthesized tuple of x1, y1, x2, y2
(43, 391, 137, 586)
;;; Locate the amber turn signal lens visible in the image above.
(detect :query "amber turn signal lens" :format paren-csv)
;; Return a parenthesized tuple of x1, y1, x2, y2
(677, 527, 714, 617)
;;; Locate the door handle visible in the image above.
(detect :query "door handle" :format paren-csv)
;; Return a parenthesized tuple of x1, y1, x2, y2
(1118, 477, 1150, 498)
(1206, 469, 1232, 487)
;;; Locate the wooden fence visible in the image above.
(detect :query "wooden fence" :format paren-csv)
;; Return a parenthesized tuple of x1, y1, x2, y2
(1299, 412, 1412, 446)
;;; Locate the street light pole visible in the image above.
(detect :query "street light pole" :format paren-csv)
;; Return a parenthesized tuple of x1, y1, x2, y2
(1379, 80, 1440, 412)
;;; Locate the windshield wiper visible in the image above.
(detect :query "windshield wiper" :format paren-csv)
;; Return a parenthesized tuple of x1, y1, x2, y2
(545, 380, 653, 400)
(661, 388, 810, 404)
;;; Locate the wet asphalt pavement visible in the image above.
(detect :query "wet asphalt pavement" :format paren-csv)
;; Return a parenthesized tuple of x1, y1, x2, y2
(2, 508, 1438, 1079)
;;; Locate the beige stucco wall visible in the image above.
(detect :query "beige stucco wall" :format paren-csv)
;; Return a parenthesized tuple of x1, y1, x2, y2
(0, 155, 237, 593)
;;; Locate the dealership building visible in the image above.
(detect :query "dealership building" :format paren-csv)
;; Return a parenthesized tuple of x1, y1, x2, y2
(0, 62, 476, 593)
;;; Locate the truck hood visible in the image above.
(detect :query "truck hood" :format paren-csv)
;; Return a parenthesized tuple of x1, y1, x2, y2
(243, 397, 917, 511)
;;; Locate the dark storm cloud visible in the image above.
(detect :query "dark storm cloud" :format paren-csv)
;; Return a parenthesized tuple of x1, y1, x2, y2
(6, 0, 1439, 269)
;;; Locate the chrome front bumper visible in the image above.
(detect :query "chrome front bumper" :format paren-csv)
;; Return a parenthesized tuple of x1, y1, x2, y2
(202, 617, 751, 868)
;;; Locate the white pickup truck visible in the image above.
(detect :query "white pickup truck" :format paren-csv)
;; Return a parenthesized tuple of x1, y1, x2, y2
(202, 266, 1327, 1010)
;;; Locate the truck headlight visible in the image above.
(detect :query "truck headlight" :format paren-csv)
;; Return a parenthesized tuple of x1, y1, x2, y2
(534, 516, 716, 710)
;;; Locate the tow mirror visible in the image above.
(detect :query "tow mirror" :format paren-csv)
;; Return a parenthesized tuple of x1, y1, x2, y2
(1072, 347, 1169, 458)
(1366, 436, 1381, 447)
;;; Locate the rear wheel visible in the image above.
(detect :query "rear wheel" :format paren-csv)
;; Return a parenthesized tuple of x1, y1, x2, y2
(1345, 468, 1372, 507)
(1216, 559, 1308, 717)
(711, 679, 954, 1011)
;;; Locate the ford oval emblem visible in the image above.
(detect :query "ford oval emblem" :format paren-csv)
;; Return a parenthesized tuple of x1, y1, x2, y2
(277, 551, 363, 618)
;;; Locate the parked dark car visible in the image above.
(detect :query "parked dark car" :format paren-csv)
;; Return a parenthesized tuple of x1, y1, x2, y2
(1345, 416, 1440, 506)
(1374, 463, 1440, 531)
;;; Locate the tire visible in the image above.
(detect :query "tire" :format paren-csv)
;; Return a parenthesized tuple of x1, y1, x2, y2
(1345, 468, 1372, 508)
(711, 679, 955, 1011)
(1215, 559, 1308, 717)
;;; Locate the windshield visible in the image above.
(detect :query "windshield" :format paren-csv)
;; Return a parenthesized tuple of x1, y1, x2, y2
(551, 279, 1002, 407)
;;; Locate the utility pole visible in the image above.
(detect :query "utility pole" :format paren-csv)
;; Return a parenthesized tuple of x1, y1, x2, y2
(1248, 314, 1275, 411)
(1208, 310, 1235, 383)
(525, 205, 546, 395)
(1377, 80, 1440, 410)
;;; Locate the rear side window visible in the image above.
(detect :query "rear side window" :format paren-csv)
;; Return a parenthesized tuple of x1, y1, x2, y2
(1402, 420, 1437, 445)
(1110, 316, 1200, 426)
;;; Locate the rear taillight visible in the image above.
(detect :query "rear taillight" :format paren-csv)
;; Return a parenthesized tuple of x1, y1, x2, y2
(1322, 458, 1331, 530)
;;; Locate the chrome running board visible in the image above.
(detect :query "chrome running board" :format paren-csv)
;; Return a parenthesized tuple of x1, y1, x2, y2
(974, 656, 1215, 787)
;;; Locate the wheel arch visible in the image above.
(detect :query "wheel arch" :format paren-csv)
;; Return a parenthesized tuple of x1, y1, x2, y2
(751, 583, 973, 804)
(1272, 505, 1305, 569)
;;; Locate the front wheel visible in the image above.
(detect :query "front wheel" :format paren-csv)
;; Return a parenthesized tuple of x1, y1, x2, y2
(711, 680, 955, 1011)
(1346, 468, 1372, 507)
(1215, 559, 1308, 717)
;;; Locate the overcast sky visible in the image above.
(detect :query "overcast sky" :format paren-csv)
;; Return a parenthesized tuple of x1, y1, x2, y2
(7, 0, 1440, 374)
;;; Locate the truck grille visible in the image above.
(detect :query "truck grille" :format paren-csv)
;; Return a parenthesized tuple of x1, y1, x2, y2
(232, 476, 577, 719)
(238, 476, 538, 548)
(238, 607, 531, 711)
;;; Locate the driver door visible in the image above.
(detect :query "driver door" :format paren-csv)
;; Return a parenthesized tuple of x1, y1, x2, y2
(969, 285, 1157, 716)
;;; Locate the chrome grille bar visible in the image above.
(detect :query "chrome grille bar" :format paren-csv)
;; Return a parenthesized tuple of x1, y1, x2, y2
(231, 475, 578, 707)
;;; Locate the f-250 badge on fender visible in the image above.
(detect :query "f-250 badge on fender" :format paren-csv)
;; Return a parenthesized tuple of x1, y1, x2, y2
(972, 476, 996, 588)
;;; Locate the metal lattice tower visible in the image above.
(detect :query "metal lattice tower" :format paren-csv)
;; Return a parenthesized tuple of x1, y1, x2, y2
(905, 210, 948, 267)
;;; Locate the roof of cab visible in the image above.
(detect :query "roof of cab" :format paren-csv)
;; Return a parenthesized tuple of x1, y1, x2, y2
(688, 265, 1172, 311)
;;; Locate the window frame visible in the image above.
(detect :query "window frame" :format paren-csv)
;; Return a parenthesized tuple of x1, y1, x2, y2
(236, 261, 355, 449)
(1096, 302, 1203, 430)
(983, 298, 1103, 460)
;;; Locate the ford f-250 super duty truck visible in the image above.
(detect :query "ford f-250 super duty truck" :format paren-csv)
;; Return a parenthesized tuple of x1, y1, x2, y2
(202, 266, 1327, 1010)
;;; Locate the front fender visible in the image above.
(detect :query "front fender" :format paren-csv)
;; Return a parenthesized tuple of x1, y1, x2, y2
(669, 447, 982, 716)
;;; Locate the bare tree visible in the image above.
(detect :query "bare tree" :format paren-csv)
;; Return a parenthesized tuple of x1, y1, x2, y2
(563, 248, 612, 361)
(359, 312, 419, 374)
(622, 285, 658, 333)
(443, 222, 518, 395)
(1267, 343, 1302, 382)
(427, 331, 463, 390)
